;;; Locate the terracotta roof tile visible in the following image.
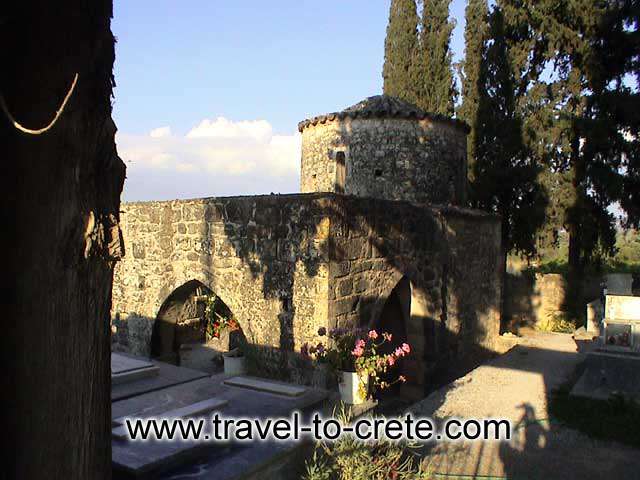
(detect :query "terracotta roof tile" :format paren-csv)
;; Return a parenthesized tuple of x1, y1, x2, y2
(298, 95, 470, 133)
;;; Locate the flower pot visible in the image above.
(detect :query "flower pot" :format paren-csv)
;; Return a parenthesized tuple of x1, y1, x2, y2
(338, 370, 368, 405)
(223, 354, 246, 376)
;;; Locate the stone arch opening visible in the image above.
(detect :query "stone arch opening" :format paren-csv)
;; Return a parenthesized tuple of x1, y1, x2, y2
(371, 276, 411, 398)
(150, 280, 241, 366)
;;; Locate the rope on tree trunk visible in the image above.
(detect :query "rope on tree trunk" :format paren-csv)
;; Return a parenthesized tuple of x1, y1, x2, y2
(0, 73, 78, 135)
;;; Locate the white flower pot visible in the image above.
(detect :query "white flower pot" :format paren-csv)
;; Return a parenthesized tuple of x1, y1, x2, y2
(223, 355, 246, 376)
(338, 370, 368, 405)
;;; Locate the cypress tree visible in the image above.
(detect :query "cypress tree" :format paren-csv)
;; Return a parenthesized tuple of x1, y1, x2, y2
(382, 0, 420, 105)
(472, 6, 546, 260)
(416, 0, 456, 115)
(497, 0, 639, 311)
(458, 0, 490, 184)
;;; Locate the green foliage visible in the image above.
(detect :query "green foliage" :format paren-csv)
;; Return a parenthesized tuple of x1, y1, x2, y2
(523, 228, 640, 274)
(470, 6, 547, 257)
(614, 229, 640, 268)
(303, 410, 428, 480)
(415, 0, 457, 115)
(301, 328, 410, 400)
(537, 311, 577, 333)
(495, 0, 640, 275)
(383, 0, 420, 105)
(204, 294, 237, 340)
(457, 0, 490, 183)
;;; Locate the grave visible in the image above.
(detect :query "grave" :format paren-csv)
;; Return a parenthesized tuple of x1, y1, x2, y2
(572, 294, 640, 401)
(111, 355, 350, 479)
(570, 351, 640, 402)
(112, 354, 208, 401)
(111, 353, 159, 385)
(223, 376, 307, 397)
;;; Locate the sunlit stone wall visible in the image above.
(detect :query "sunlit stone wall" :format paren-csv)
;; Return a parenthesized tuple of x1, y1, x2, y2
(111, 193, 501, 392)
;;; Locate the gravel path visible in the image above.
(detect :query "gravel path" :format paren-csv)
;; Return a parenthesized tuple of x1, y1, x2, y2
(407, 331, 640, 480)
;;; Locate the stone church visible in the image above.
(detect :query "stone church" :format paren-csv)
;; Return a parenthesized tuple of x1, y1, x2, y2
(111, 95, 502, 399)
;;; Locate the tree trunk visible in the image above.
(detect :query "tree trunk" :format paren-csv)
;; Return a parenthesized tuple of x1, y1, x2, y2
(3, 2, 124, 479)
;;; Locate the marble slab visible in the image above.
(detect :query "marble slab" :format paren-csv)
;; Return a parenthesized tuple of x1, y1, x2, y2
(223, 376, 307, 397)
(112, 365, 160, 385)
(112, 359, 208, 402)
(112, 397, 229, 438)
(112, 353, 155, 375)
(112, 374, 328, 478)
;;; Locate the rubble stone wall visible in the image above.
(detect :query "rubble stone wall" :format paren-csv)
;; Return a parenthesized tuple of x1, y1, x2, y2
(111, 193, 501, 389)
(111, 193, 332, 359)
(300, 118, 467, 205)
(324, 197, 502, 390)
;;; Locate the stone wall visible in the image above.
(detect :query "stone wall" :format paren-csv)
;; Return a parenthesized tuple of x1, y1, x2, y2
(300, 118, 467, 205)
(112, 193, 331, 360)
(324, 197, 502, 393)
(112, 193, 501, 391)
(504, 272, 636, 329)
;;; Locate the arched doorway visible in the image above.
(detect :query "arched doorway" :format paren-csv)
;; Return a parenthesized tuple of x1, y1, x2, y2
(150, 280, 240, 367)
(372, 276, 411, 399)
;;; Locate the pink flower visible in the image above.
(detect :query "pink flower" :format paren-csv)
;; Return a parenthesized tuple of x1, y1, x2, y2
(352, 346, 364, 357)
(388, 356, 395, 366)
(401, 343, 411, 354)
(395, 347, 404, 357)
(368, 330, 378, 340)
(355, 339, 365, 349)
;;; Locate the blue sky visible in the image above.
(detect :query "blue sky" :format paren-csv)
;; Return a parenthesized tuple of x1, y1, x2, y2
(113, 0, 468, 201)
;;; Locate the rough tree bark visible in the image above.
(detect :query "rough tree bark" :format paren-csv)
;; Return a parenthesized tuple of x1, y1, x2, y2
(3, 2, 124, 479)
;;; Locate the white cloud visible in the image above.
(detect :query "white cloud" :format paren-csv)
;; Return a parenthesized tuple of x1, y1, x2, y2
(149, 126, 172, 138)
(186, 117, 272, 142)
(116, 117, 301, 201)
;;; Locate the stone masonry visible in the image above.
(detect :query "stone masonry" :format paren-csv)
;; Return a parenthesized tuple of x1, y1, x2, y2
(111, 193, 501, 395)
(111, 95, 502, 397)
(299, 96, 468, 205)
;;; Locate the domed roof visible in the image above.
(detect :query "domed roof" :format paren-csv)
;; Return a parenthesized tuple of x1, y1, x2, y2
(297, 95, 469, 133)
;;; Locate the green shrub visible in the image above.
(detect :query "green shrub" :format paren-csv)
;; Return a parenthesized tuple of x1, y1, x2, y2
(303, 409, 429, 480)
(536, 311, 576, 333)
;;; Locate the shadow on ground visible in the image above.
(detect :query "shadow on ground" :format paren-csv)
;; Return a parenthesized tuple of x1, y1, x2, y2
(410, 332, 640, 480)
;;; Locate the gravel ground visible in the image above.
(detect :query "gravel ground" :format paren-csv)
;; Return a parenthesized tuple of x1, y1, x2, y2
(407, 331, 640, 480)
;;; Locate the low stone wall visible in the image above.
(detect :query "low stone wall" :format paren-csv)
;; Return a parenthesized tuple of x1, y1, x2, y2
(111, 193, 502, 391)
(505, 272, 636, 329)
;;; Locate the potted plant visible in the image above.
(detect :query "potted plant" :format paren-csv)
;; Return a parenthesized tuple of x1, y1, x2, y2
(204, 294, 239, 341)
(204, 294, 246, 375)
(301, 327, 410, 404)
(222, 346, 246, 376)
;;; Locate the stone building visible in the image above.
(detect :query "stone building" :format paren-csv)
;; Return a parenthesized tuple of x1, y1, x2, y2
(111, 95, 502, 399)
(300, 95, 468, 205)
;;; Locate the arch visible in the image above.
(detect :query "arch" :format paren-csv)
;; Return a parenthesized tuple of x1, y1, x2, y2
(371, 276, 411, 396)
(363, 269, 406, 331)
(366, 272, 433, 401)
(150, 279, 240, 364)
